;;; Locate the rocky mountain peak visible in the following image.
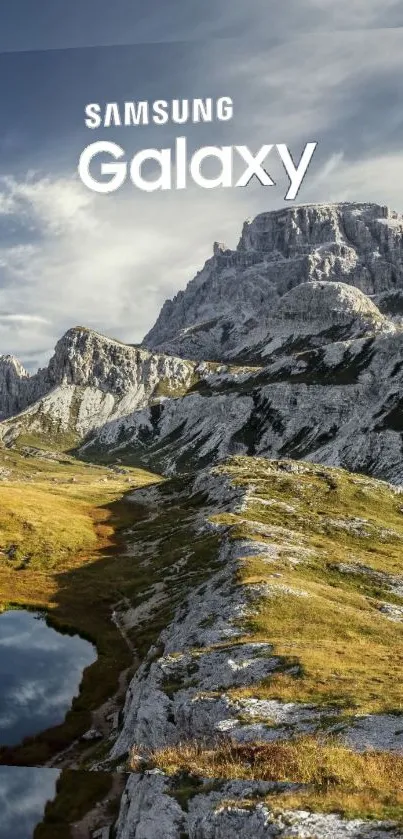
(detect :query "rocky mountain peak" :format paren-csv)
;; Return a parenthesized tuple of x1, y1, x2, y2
(0, 326, 202, 442)
(143, 201, 403, 361)
(0, 354, 29, 378)
(47, 326, 139, 392)
(213, 241, 230, 256)
(252, 280, 391, 361)
(0, 354, 30, 419)
(236, 201, 400, 257)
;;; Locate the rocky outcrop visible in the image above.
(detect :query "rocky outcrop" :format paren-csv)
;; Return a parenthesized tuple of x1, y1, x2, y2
(239, 280, 392, 361)
(115, 774, 401, 839)
(0, 327, 204, 443)
(45, 327, 194, 396)
(143, 202, 403, 361)
(110, 459, 403, 838)
(81, 325, 403, 486)
(2, 202, 402, 837)
(0, 355, 30, 419)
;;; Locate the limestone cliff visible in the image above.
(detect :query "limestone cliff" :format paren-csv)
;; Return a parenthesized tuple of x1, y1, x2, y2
(143, 202, 403, 361)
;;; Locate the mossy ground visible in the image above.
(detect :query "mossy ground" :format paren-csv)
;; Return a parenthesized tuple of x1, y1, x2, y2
(0, 450, 222, 767)
(212, 457, 403, 715)
(144, 737, 403, 825)
(0, 445, 160, 765)
(132, 456, 403, 826)
(2, 448, 403, 829)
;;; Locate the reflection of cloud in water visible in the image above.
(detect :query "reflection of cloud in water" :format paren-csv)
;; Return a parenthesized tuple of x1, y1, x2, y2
(0, 627, 64, 650)
(0, 767, 60, 839)
(0, 610, 96, 745)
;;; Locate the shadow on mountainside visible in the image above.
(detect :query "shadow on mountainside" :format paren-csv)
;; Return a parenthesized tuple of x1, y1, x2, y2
(0, 478, 222, 768)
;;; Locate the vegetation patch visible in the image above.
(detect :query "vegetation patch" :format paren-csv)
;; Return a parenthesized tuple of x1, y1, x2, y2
(33, 769, 119, 839)
(0, 446, 160, 764)
(141, 737, 403, 824)
(212, 457, 403, 714)
(0, 447, 223, 765)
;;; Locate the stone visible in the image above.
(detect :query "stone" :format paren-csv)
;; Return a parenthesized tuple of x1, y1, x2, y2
(81, 728, 103, 741)
(143, 202, 403, 361)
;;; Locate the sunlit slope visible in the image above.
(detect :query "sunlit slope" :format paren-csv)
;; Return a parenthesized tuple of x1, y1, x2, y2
(110, 456, 403, 830)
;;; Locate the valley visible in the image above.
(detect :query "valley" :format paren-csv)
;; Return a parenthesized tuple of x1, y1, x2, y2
(0, 201, 403, 838)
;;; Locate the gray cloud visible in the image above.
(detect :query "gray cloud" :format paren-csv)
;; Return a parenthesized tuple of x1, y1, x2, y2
(0, 1, 402, 54)
(0, 29, 403, 367)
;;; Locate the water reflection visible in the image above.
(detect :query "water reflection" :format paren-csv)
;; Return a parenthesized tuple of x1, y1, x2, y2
(0, 609, 96, 746)
(0, 766, 60, 839)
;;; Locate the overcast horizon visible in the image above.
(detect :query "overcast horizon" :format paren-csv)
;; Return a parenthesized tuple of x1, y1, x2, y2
(1, 6, 403, 370)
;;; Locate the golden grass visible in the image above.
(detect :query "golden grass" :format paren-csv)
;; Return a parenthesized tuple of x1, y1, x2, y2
(0, 448, 160, 764)
(0, 451, 158, 570)
(140, 737, 403, 823)
(209, 458, 403, 714)
(2, 449, 403, 830)
(0, 451, 223, 766)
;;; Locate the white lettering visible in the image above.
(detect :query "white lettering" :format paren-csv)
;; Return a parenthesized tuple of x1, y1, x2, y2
(190, 145, 233, 189)
(175, 137, 187, 189)
(235, 145, 275, 187)
(277, 142, 317, 200)
(217, 97, 233, 121)
(78, 141, 318, 195)
(124, 101, 149, 126)
(104, 103, 121, 128)
(192, 99, 213, 123)
(84, 103, 101, 129)
(130, 148, 172, 191)
(152, 100, 169, 125)
(78, 141, 127, 193)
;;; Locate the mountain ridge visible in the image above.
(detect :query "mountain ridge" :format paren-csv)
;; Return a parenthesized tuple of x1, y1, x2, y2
(2, 200, 403, 838)
(2, 202, 403, 485)
(143, 201, 403, 362)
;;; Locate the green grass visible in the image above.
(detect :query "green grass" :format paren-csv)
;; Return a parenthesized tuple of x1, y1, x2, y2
(0, 447, 160, 764)
(2, 448, 403, 828)
(0, 450, 222, 765)
(208, 457, 403, 715)
(132, 455, 403, 827)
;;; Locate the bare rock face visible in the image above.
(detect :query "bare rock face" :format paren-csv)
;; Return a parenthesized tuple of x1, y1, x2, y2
(143, 202, 403, 361)
(0, 327, 200, 441)
(45, 327, 195, 396)
(275, 281, 385, 325)
(255, 280, 391, 360)
(82, 326, 403, 487)
(1, 201, 403, 475)
(112, 462, 403, 839)
(0, 355, 29, 419)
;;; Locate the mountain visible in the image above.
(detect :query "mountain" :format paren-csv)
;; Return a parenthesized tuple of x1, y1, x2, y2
(0, 354, 31, 419)
(0, 326, 210, 448)
(3, 201, 403, 838)
(2, 203, 403, 487)
(81, 326, 403, 484)
(143, 202, 403, 362)
(109, 456, 403, 839)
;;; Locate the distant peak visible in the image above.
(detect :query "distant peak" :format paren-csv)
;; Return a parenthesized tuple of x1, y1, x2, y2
(0, 354, 29, 377)
(213, 241, 230, 256)
(143, 199, 403, 361)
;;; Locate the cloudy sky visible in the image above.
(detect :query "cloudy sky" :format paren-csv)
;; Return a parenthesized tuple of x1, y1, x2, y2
(0, 2, 403, 369)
